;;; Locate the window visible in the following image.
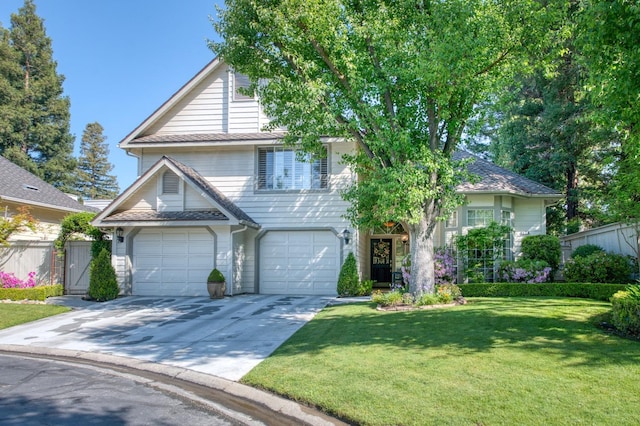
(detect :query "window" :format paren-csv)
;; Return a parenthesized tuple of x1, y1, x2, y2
(233, 72, 253, 101)
(446, 211, 458, 228)
(501, 210, 513, 226)
(162, 171, 179, 194)
(257, 147, 328, 190)
(467, 209, 494, 227)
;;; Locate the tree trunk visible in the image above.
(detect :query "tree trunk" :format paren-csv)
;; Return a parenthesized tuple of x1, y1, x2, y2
(566, 162, 578, 222)
(408, 213, 438, 296)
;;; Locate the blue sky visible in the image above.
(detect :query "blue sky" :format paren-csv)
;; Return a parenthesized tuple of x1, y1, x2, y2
(0, 0, 223, 194)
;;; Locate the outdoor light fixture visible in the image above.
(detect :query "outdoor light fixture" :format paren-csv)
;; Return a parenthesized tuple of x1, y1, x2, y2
(342, 229, 351, 245)
(116, 227, 124, 243)
(401, 232, 409, 246)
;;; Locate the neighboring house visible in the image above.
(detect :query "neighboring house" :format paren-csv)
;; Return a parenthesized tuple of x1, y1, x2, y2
(0, 155, 98, 242)
(92, 58, 562, 297)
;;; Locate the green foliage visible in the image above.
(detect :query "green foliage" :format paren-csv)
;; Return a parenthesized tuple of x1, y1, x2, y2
(498, 259, 552, 283)
(212, 0, 566, 295)
(610, 289, 640, 336)
(371, 289, 404, 307)
(76, 122, 119, 199)
(0, 205, 36, 246)
(0, 284, 63, 301)
(415, 293, 440, 306)
(521, 235, 561, 272)
(0, 0, 77, 191)
(455, 221, 512, 282)
(88, 248, 119, 302)
(337, 253, 359, 297)
(459, 282, 627, 301)
(572, 244, 604, 258)
(563, 252, 632, 284)
(54, 212, 104, 252)
(358, 280, 374, 297)
(207, 268, 225, 282)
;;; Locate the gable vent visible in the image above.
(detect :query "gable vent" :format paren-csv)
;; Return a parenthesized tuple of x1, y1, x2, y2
(23, 184, 39, 191)
(162, 171, 179, 194)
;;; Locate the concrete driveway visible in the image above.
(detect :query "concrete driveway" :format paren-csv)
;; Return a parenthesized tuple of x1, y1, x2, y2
(0, 295, 331, 381)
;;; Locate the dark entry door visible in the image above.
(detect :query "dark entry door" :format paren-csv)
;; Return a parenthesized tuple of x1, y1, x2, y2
(371, 239, 392, 283)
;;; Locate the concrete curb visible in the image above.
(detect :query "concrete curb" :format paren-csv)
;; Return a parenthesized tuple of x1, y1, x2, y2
(0, 344, 347, 426)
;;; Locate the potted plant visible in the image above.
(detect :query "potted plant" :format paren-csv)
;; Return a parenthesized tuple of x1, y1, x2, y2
(207, 268, 226, 299)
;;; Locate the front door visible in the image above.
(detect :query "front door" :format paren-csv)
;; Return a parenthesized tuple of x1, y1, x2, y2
(371, 239, 392, 284)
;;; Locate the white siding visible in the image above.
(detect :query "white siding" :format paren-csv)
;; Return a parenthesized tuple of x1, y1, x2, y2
(119, 180, 156, 211)
(513, 198, 547, 254)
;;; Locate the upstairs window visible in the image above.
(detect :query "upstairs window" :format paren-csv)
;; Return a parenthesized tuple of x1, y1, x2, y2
(162, 171, 179, 194)
(233, 72, 253, 101)
(257, 147, 328, 191)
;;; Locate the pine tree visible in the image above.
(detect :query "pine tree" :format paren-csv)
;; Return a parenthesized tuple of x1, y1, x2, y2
(0, 0, 76, 191)
(77, 122, 119, 199)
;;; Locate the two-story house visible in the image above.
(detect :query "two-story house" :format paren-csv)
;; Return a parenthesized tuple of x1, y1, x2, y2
(92, 58, 562, 297)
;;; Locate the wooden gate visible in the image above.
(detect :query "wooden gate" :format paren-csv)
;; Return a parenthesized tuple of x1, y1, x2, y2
(65, 241, 92, 295)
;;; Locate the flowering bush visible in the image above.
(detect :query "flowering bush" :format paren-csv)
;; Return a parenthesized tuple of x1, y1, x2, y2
(0, 271, 37, 288)
(401, 254, 411, 286)
(435, 248, 457, 284)
(498, 259, 552, 283)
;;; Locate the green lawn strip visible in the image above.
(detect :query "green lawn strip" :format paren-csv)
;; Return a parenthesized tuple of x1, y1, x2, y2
(241, 298, 640, 425)
(0, 304, 71, 330)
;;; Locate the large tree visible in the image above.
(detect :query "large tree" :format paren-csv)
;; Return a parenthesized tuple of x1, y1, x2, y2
(213, 0, 564, 295)
(0, 0, 76, 191)
(76, 122, 119, 199)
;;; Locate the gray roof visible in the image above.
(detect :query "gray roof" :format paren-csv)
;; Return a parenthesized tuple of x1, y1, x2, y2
(102, 210, 228, 222)
(130, 132, 286, 145)
(454, 151, 561, 197)
(0, 155, 98, 213)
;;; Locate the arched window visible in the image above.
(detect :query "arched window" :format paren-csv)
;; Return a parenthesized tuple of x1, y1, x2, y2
(162, 171, 179, 194)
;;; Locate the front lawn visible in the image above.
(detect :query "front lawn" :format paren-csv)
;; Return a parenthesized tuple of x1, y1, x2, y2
(0, 304, 70, 330)
(242, 298, 640, 425)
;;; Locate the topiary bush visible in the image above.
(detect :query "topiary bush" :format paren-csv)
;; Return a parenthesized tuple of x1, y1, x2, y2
(520, 235, 561, 273)
(571, 244, 604, 259)
(88, 248, 119, 302)
(337, 252, 360, 296)
(207, 268, 225, 282)
(563, 251, 632, 284)
(610, 285, 640, 336)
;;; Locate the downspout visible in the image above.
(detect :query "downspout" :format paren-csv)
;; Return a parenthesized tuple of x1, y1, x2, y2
(229, 225, 248, 296)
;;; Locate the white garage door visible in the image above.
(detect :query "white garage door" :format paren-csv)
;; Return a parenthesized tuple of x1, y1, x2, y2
(260, 230, 338, 295)
(133, 228, 214, 296)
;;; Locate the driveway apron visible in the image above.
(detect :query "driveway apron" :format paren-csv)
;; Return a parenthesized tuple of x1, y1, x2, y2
(0, 295, 330, 381)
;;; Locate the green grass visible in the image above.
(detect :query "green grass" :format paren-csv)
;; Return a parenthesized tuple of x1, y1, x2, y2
(242, 298, 640, 425)
(0, 304, 70, 330)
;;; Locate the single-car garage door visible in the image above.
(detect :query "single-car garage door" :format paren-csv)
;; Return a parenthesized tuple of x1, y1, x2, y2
(259, 230, 338, 295)
(133, 228, 214, 296)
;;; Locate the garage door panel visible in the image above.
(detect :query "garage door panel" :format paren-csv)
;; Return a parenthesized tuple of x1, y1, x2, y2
(260, 230, 338, 295)
(133, 228, 215, 296)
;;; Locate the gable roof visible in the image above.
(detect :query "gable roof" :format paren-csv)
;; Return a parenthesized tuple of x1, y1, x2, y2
(92, 156, 258, 228)
(0, 155, 98, 213)
(454, 151, 562, 198)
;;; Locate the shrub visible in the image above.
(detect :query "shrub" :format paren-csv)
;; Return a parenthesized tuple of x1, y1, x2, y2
(358, 279, 374, 296)
(415, 293, 440, 306)
(563, 251, 632, 284)
(88, 248, 119, 302)
(435, 248, 457, 284)
(371, 289, 404, 307)
(0, 271, 37, 288)
(436, 284, 462, 303)
(610, 285, 640, 336)
(337, 253, 360, 296)
(0, 284, 63, 301)
(571, 244, 604, 259)
(498, 259, 552, 283)
(207, 268, 225, 282)
(521, 235, 561, 273)
(458, 282, 627, 301)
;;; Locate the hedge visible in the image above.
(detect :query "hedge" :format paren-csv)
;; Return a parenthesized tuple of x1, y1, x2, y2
(610, 290, 640, 335)
(458, 283, 627, 301)
(0, 284, 64, 301)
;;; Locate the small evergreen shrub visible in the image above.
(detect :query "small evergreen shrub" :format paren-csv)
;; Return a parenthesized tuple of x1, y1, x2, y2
(88, 248, 119, 302)
(337, 252, 360, 296)
(571, 244, 604, 259)
(458, 282, 627, 301)
(207, 268, 225, 282)
(521, 235, 561, 272)
(498, 259, 552, 283)
(610, 285, 640, 336)
(0, 284, 63, 301)
(563, 251, 632, 283)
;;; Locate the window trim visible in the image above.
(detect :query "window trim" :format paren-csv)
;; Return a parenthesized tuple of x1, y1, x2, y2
(255, 145, 329, 192)
(466, 208, 494, 227)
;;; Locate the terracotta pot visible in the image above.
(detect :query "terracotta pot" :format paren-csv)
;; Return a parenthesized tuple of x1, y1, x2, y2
(207, 281, 226, 299)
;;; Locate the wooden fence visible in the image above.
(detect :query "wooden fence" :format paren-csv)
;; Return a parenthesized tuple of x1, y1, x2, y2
(560, 222, 639, 263)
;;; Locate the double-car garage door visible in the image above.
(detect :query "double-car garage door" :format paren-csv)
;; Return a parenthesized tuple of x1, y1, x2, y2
(259, 230, 339, 295)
